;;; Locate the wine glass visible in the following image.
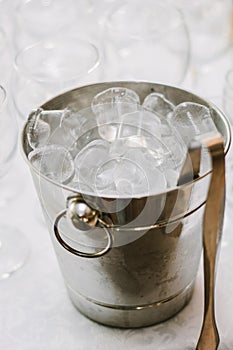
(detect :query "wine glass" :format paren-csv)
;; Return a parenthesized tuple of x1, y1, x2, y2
(0, 0, 17, 40)
(177, 0, 233, 97)
(221, 67, 233, 210)
(11, 36, 102, 123)
(102, 0, 190, 85)
(0, 85, 29, 280)
(223, 68, 233, 126)
(0, 26, 14, 87)
(13, 0, 101, 50)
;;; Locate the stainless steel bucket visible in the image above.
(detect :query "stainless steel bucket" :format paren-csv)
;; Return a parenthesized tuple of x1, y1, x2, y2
(21, 82, 231, 328)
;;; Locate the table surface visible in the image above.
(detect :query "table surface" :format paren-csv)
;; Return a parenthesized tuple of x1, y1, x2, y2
(1, 2, 233, 349)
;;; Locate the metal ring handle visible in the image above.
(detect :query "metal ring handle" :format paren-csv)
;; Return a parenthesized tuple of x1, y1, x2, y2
(53, 209, 113, 258)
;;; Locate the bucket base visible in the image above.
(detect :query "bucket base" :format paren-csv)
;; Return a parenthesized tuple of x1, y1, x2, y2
(66, 281, 195, 328)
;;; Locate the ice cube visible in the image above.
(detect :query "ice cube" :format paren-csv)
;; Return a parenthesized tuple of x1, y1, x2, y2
(142, 95, 186, 169)
(121, 138, 181, 190)
(110, 106, 187, 169)
(95, 157, 148, 196)
(165, 168, 179, 188)
(60, 108, 91, 140)
(45, 109, 77, 149)
(95, 147, 167, 197)
(158, 124, 186, 170)
(74, 139, 110, 187)
(171, 102, 218, 174)
(143, 93, 175, 118)
(98, 124, 118, 143)
(109, 108, 162, 157)
(92, 87, 140, 113)
(171, 102, 218, 145)
(115, 178, 134, 196)
(38, 109, 67, 130)
(26, 108, 50, 149)
(28, 144, 75, 184)
(95, 159, 118, 192)
(116, 109, 161, 139)
(92, 87, 140, 142)
(110, 135, 169, 169)
(109, 107, 179, 171)
(110, 135, 148, 157)
(28, 108, 78, 151)
(124, 148, 167, 194)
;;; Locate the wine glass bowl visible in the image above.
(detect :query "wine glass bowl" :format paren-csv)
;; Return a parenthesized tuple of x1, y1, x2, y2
(0, 86, 17, 178)
(0, 84, 29, 279)
(103, 0, 190, 85)
(14, 0, 78, 50)
(223, 68, 233, 126)
(0, 27, 13, 86)
(12, 36, 102, 121)
(177, 0, 233, 97)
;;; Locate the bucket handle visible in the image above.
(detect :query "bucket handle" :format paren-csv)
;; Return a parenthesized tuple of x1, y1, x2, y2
(53, 196, 113, 258)
(196, 132, 225, 349)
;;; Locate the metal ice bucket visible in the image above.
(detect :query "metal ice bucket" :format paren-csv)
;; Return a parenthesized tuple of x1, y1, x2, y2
(21, 82, 230, 328)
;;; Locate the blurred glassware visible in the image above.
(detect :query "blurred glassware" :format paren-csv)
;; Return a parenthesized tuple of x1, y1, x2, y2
(177, 0, 233, 97)
(13, 0, 104, 50)
(87, 0, 117, 28)
(223, 68, 233, 126)
(11, 36, 102, 123)
(0, 27, 14, 87)
(102, 0, 190, 85)
(0, 0, 18, 38)
(0, 85, 29, 280)
(223, 67, 233, 206)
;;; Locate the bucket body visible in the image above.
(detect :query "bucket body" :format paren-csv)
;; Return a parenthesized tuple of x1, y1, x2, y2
(22, 82, 231, 328)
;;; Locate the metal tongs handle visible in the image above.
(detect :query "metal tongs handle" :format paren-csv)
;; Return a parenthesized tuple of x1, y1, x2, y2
(196, 132, 225, 350)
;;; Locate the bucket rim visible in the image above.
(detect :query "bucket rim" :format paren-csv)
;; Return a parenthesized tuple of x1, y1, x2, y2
(20, 81, 231, 200)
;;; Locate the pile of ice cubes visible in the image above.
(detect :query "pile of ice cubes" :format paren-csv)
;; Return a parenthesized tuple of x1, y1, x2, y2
(26, 87, 218, 197)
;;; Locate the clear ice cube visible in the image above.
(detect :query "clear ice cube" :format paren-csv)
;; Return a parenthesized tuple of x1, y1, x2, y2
(109, 108, 162, 157)
(110, 135, 169, 169)
(74, 139, 110, 187)
(165, 168, 179, 188)
(27, 89, 206, 196)
(28, 144, 75, 184)
(142, 94, 186, 169)
(46, 109, 77, 149)
(116, 109, 161, 139)
(26, 108, 50, 149)
(72, 121, 170, 196)
(92, 87, 140, 112)
(143, 93, 175, 118)
(95, 158, 148, 195)
(110, 107, 181, 174)
(60, 108, 90, 140)
(171, 102, 218, 145)
(95, 148, 167, 197)
(29, 109, 78, 151)
(92, 87, 140, 142)
(98, 124, 117, 143)
(124, 148, 168, 193)
(39, 109, 67, 130)
(171, 102, 218, 174)
(159, 124, 186, 170)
